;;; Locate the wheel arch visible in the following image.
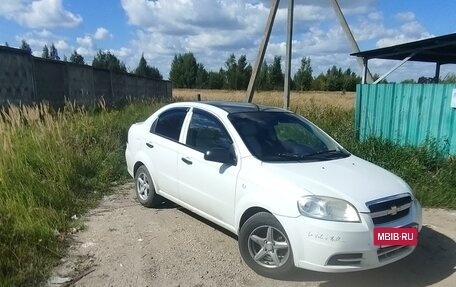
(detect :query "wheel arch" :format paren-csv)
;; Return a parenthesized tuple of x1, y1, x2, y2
(238, 207, 271, 232)
(133, 161, 146, 176)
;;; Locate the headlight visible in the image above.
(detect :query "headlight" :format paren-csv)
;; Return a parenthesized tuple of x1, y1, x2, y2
(297, 196, 360, 222)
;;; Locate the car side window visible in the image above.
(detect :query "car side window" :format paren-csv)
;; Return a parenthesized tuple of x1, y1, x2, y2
(186, 109, 233, 153)
(151, 108, 188, 141)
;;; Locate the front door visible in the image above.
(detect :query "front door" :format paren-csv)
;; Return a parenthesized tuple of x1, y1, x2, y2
(178, 108, 239, 229)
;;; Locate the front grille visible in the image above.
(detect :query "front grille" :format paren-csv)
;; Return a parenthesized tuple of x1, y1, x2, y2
(377, 245, 411, 262)
(366, 194, 412, 225)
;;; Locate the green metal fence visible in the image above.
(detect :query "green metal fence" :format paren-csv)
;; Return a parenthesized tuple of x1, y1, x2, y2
(356, 84, 456, 155)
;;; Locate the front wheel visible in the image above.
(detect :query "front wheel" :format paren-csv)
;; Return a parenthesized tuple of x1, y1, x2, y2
(238, 212, 296, 279)
(134, 165, 163, 208)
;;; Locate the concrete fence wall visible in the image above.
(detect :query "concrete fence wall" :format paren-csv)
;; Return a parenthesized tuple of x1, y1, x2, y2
(0, 46, 172, 107)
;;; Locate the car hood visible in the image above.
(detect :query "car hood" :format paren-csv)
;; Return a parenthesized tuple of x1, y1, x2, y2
(261, 155, 411, 213)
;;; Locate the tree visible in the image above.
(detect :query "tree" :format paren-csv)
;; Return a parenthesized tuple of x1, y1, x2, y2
(134, 54, 163, 80)
(20, 40, 32, 54)
(70, 50, 85, 64)
(401, 79, 416, 84)
(442, 73, 456, 83)
(311, 73, 326, 91)
(169, 52, 201, 88)
(135, 54, 149, 76)
(42, 45, 50, 59)
(324, 66, 344, 91)
(293, 57, 313, 91)
(207, 70, 224, 89)
(49, 43, 60, 60)
(92, 50, 127, 73)
(256, 61, 271, 90)
(236, 55, 252, 90)
(372, 73, 388, 84)
(224, 54, 238, 90)
(222, 54, 252, 90)
(342, 68, 361, 91)
(195, 63, 208, 88)
(270, 56, 284, 90)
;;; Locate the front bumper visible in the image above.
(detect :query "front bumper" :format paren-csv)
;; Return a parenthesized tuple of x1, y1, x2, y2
(277, 199, 422, 272)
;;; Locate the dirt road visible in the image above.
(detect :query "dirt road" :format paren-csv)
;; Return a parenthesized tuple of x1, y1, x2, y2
(46, 183, 456, 287)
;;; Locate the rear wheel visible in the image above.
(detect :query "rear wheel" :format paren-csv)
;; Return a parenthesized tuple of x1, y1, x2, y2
(134, 165, 163, 208)
(238, 212, 296, 279)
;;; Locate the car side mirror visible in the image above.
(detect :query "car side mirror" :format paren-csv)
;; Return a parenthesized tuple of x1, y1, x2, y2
(204, 147, 236, 166)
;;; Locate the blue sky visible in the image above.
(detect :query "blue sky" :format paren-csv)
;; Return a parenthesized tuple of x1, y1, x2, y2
(1, 0, 455, 82)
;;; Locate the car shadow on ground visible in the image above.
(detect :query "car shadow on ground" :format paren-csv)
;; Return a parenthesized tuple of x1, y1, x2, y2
(174, 206, 455, 287)
(290, 226, 456, 287)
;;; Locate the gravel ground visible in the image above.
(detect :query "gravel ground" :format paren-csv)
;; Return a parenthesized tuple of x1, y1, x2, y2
(46, 183, 456, 287)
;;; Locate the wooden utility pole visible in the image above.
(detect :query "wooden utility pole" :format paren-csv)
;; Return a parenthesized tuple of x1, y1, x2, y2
(246, 0, 280, 103)
(283, 0, 294, 109)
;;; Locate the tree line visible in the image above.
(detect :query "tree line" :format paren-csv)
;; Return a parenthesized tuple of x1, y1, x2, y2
(169, 52, 362, 92)
(12, 40, 163, 80)
(9, 39, 455, 89)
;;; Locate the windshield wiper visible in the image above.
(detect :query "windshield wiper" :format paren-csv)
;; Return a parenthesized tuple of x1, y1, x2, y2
(275, 153, 307, 159)
(273, 149, 347, 161)
(305, 149, 341, 157)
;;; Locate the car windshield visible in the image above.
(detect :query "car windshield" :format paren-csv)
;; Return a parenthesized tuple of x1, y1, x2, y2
(228, 111, 350, 162)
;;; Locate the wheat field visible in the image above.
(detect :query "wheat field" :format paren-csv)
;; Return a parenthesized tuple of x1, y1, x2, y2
(172, 89, 356, 111)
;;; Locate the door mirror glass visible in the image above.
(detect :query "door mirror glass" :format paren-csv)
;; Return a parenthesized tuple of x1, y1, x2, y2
(204, 148, 236, 166)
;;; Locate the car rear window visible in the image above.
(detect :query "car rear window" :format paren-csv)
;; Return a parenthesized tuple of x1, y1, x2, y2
(151, 107, 188, 141)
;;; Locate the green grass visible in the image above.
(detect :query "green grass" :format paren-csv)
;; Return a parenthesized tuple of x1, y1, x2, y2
(0, 98, 454, 286)
(0, 101, 163, 286)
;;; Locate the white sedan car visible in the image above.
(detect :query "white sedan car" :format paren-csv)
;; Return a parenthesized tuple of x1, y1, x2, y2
(125, 101, 422, 278)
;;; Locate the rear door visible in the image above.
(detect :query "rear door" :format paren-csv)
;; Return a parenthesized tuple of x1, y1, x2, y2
(145, 107, 188, 199)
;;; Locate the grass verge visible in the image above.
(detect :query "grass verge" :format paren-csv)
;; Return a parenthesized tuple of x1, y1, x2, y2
(0, 101, 163, 286)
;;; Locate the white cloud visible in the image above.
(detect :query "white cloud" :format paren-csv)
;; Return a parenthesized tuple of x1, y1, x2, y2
(76, 35, 93, 47)
(54, 39, 69, 50)
(94, 27, 112, 40)
(0, 0, 82, 29)
(395, 12, 416, 22)
(368, 12, 383, 21)
(120, 0, 376, 77)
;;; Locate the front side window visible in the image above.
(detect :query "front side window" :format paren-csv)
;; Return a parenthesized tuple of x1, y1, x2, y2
(186, 109, 233, 153)
(151, 108, 187, 141)
(229, 111, 350, 162)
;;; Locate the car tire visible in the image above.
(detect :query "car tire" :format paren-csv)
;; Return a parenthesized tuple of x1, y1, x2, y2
(238, 212, 296, 279)
(134, 165, 163, 208)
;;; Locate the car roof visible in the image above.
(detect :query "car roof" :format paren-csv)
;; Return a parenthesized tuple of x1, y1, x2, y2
(202, 101, 289, 114)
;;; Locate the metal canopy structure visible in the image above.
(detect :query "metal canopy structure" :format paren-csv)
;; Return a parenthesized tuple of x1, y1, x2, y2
(351, 33, 456, 64)
(352, 33, 456, 83)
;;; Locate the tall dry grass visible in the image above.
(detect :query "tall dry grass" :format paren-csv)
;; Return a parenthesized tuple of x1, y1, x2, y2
(173, 89, 355, 111)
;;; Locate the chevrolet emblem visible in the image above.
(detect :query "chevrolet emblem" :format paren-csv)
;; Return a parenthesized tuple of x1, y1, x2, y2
(387, 206, 398, 216)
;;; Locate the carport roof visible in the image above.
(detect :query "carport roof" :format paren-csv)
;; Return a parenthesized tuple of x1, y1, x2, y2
(351, 33, 456, 64)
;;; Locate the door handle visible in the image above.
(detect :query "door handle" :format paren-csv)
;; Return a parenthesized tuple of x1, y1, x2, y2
(181, 157, 193, 165)
(146, 142, 154, 148)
